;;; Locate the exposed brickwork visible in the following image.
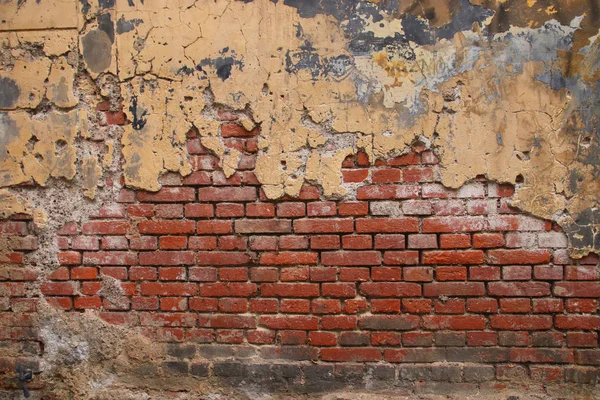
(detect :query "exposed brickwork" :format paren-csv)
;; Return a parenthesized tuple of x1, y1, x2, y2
(1, 140, 599, 394)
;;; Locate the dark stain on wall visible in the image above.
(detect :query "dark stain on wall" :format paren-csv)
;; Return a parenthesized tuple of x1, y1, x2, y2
(0, 77, 20, 109)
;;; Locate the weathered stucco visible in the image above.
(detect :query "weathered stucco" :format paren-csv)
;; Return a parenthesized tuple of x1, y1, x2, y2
(0, 1, 599, 250)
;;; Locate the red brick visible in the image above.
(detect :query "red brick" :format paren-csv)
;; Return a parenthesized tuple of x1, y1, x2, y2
(209, 315, 256, 329)
(215, 203, 244, 218)
(196, 252, 251, 265)
(322, 283, 356, 298)
(407, 234, 437, 249)
(279, 330, 307, 345)
(273, 267, 305, 283)
(260, 283, 319, 298)
(436, 266, 467, 281)
(218, 236, 246, 251)
(423, 250, 484, 265)
(250, 267, 278, 282)
(248, 330, 276, 344)
(469, 266, 500, 281)
(339, 267, 370, 282)
(155, 204, 183, 219)
(467, 298, 498, 313)
(129, 236, 157, 250)
(387, 152, 419, 165)
(57, 251, 81, 265)
(534, 265, 563, 280)
(41, 282, 76, 296)
(342, 235, 372, 249)
(423, 216, 486, 233)
(310, 235, 340, 250)
(567, 332, 598, 348)
(321, 348, 381, 362)
(344, 299, 367, 314)
(312, 299, 341, 314)
(199, 282, 257, 297)
(294, 219, 354, 233)
(260, 315, 318, 330)
(356, 218, 418, 233)
(371, 332, 402, 346)
(339, 202, 368, 216)
(490, 315, 553, 330)
(235, 219, 291, 233)
(101, 236, 128, 250)
(432, 200, 466, 215)
(279, 235, 309, 250)
(440, 234, 471, 248)
(196, 220, 232, 234)
(530, 366, 563, 382)
(129, 266, 157, 280)
(311, 267, 338, 282)
(532, 298, 563, 313)
(342, 169, 369, 183)
(82, 221, 129, 235)
(360, 282, 421, 298)
(219, 267, 248, 281)
(383, 251, 419, 265)
(565, 299, 597, 313)
(280, 299, 310, 313)
(184, 204, 214, 218)
(403, 166, 434, 182)
(198, 187, 256, 202)
(48, 267, 69, 280)
(473, 233, 504, 248)
(75, 297, 102, 310)
(159, 236, 187, 250)
(246, 203, 275, 218)
(84, 251, 137, 265)
(188, 237, 217, 251)
(140, 282, 197, 296)
(487, 249, 551, 265)
(435, 298, 465, 314)
(182, 171, 211, 185)
(161, 297, 188, 311)
(374, 234, 406, 249)
(565, 265, 598, 280)
(276, 202, 305, 217)
(500, 298, 531, 313)
(309, 331, 337, 346)
(403, 266, 433, 282)
(372, 168, 401, 183)
(139, 251, 194, 265)
(372, 267, 402, 281)
(371, 299, 401, 313)
(424, 282, 485, 297)
(260, 252, 318, 265)
(0, 222, 27, 235)
(502, 265, 532, 280)
(139, 220, 195, 235)
(188, 298, 218, 312)
(488, 282, 550, 297)
(218, 298, 247, 313)
(71, 267, 98, 280)
(322, 251, 381, 266)
(422, 315, 486, 330)
(356, 185, 419, 200)
(249, 236, 277, 251)
(307, 202, 336, 216)
(221, 122, 258, 137)
(555, 315, 600, 330)
(467, 332, 497, 346)
(510, 348, 574, 363)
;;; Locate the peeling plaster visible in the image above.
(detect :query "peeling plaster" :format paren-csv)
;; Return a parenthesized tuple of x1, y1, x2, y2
(0, 0, 599, 256)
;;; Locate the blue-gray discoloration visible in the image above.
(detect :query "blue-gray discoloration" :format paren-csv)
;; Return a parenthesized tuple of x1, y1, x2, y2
(0, 77, 20, 109)
(116, 15, 143, 34)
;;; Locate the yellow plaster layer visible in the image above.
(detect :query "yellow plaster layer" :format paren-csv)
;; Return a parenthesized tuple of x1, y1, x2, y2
(0, 0, 78, 31)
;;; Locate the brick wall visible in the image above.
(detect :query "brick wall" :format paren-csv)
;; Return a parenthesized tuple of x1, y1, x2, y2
(1, 111, 599, 395)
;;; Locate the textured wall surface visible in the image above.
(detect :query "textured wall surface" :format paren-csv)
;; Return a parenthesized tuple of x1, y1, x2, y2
(0, 0, 599, 398)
